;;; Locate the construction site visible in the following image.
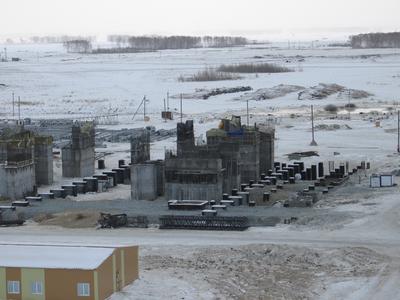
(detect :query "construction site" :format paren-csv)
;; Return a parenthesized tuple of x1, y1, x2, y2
(2, 26, 400, 298)
(0, 113, 375, 231)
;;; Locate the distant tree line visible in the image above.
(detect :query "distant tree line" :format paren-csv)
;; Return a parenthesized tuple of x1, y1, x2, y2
(30, 35, 95, 44)
(107, 35, 248, 50)
(63, 40, 92, 53)
(350, 32, 400, 48)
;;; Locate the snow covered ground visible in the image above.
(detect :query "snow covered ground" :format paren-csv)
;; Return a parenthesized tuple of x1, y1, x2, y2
(2, 177, 400, 299)
(1, 43, 400, 299)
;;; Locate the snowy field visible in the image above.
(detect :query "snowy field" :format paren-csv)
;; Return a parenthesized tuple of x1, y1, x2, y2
(1, 43, 400, 299)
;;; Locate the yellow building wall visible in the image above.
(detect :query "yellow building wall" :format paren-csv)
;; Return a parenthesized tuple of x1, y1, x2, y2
(0, 267, 6, 300)
(21, 268, 45, 300)
(123, 246, 139, 284)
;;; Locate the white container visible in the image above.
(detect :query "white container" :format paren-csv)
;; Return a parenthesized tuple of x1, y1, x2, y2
(370, 175, 381, 188)
(380, 175, 394, 187)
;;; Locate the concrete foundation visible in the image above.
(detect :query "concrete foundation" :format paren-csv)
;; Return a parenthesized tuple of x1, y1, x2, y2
(62, 123, 95, 178)
(131, 129, 150, 164)
(131, 164, 157, 200)
(165, 158, 223, 201)
(34, 136, 53, 185)
(131, 160, 165, 200)
(0, 128, 37, 200)
(0, 163, 36, 200)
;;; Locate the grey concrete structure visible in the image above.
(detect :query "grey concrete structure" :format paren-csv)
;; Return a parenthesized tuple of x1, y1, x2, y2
(131, 129, 150, 164)
(177, 120, 195, 156)
(259, 125, 275, 175)
(165, 116, 275, 200)
(34, 136, 53, 185)
(207, 116, 274, 184)
(131, 164, 157, 200)
(0, 128, 37, 200)
(0, 163, 36, 200)
(62, 122, 95, 178)
(165, 158, 223, 201)
(131, 160, 165, 201)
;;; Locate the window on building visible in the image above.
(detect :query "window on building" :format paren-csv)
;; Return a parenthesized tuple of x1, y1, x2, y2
(77, 283, 90, 297)
(31, 281, 43, 295)
(7, 281, 20, 294)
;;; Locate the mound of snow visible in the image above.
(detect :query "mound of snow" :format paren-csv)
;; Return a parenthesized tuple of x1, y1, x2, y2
(298, 83, 345, 100)
(298, 83, 373, 100)
(237, 84, 305, 101)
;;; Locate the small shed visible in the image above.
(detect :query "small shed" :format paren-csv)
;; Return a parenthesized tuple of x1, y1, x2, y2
(370, 174, 381, 188)
(380, 174, 395, 187)
(370, 174, 395, 188)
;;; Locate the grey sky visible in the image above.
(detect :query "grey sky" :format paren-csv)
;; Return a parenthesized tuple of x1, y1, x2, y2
(2, 0, 399, 40)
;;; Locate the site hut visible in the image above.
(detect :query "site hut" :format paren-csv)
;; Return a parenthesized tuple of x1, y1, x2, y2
(0, 244, 138, 300)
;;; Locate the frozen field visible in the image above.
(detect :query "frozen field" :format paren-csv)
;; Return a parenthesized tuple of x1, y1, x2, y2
(1, 43, 400, 163)
(1, 43, 400, 299)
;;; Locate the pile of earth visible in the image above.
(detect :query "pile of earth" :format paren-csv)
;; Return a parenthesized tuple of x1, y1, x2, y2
(236, 84, 305, 101)
(298, 83, 373, 100)
(174, 86, 252, 100)
(314, 124, 352, 131)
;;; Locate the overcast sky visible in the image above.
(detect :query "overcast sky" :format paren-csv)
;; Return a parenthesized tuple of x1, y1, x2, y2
(2, 0, 399, 40)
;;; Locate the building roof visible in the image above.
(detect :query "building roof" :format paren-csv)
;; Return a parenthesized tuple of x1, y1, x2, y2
(0, 244, 115, 270)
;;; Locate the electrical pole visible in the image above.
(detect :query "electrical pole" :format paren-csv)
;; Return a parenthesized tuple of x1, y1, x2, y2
(246, 100, 249, 126)
(167, 91, 170, 111)
(180, 94, 183, 123)
(18, 96, 21, 121)
(397, 110, 400, 153)
(163, 98, 167, 123)
(310, 105, 317, 146)
(347, 89, 351, 120)
(143, 96, 146, 121)
(12, 92, 15, 118)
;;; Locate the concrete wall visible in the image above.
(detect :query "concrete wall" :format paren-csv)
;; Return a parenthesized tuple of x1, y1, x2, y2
(165, 158, 223, 201)
(62, 123, 95, 178)
(259, 127, 275, 175)
(177, 121, 195, 156)
(62, 146, 94, 178)
(0, 163, 36, 200)
(130, 130, 150, 165)
(239, 143, 260, 184)
(131, 164, 157, 200)
(165, 182, 222, 201)
(34, 137, 53, 186)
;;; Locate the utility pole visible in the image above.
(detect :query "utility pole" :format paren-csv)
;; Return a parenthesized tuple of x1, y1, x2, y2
(167, 91, 170, 111)
(12, 92, 15, 118)
(143, 96, 146, 121)
(163, 98, 167, 123)
(18, 96, 21, 121)
(397, 110, 400, 153)
(180, 94, 183, 123)
(246, 100, 249, 126)
(310, 105, 317, 146)
(4, 48, 7, 61)
(347, 89, 351, 120)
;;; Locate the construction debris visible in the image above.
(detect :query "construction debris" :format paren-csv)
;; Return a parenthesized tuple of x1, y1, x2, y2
(97, 213, 128, 228)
